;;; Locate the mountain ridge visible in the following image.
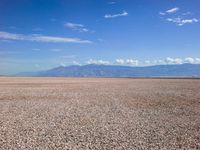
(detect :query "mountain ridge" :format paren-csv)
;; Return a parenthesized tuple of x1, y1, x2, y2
(16, 63, 200, 77)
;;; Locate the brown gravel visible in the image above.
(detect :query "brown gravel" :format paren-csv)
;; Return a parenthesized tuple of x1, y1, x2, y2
(0, 77, 200, 150)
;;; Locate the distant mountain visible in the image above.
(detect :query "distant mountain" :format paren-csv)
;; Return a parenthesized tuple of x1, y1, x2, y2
(17, 63, 200, 77)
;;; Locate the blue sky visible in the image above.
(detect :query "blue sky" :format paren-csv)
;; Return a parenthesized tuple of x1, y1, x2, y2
(0, 0, 200, 74)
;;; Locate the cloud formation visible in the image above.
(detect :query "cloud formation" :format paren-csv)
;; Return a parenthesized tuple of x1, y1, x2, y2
(116, 59, 125, 65)
(87, 59, 110, 65)
(115, 59, 139, 66)
(84, 57, 200, 67)
(147, 57, 200, 65)
(164, 57, 183, 64)
(166, 7, 179, 14)
(0, 31, 92, 43)
(104, 11, 128, 19)
(159, 7, 198, 26)
(64, 22, 89, 32)
(160, 7, 179, 15)
(167, 18, 198, 26)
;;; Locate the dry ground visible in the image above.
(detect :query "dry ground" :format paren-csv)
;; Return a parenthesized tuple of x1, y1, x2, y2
(0, 77, 200, 150)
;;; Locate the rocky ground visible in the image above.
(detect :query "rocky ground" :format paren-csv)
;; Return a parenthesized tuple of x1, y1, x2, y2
(0, 77, 200, 149)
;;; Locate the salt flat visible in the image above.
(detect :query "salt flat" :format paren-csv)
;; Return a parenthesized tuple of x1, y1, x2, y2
(0, 77, 200, 149)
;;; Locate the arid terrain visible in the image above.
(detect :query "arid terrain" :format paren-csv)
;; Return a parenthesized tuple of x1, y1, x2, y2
(0, 77, 200, 149)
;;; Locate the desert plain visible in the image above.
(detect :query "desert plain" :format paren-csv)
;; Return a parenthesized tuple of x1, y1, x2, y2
(0, 77, 200, 149)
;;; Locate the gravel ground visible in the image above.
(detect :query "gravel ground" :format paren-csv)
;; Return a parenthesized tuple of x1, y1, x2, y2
(0, 77, 200, 150)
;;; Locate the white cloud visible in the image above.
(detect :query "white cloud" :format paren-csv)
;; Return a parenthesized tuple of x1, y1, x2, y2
(104, 11, 128, 19)
(61, 57, 200, 67)
(64, 22, 89, 32)
(115, 59, 139, 66)
(159, 7, 179, 16)
(65, 22, 84, 28)
(180, 18, 198, 25)
(167, 17, 198, 26)
(31, 35, 91, 43)
(166, 7, 179, 14)
(87, 59, 110, 65)
(0, 31, 92, 43)
(160, 7, 198, 26)
(184, 57, 195, 64)
(165, 57, 183, 64)
(144, 57, 200, 65)
(0, 31, 24, 40)
(126, 59, 139, 66)
(116, 59, 125, 65)
(195, 58, 200, 64)
(159, 12, 166, 16)
(144, 60, 151, 65)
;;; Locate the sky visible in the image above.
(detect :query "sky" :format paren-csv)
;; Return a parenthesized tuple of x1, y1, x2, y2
(0, 0, 200, 74)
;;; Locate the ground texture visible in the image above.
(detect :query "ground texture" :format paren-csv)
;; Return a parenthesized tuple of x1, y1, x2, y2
(0, 77, 200, 149)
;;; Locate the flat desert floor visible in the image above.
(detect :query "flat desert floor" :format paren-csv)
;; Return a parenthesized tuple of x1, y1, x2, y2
(0, 77, 200, 149)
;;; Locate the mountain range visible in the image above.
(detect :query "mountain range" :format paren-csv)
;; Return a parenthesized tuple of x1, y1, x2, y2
(16, 63, 200, 77)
